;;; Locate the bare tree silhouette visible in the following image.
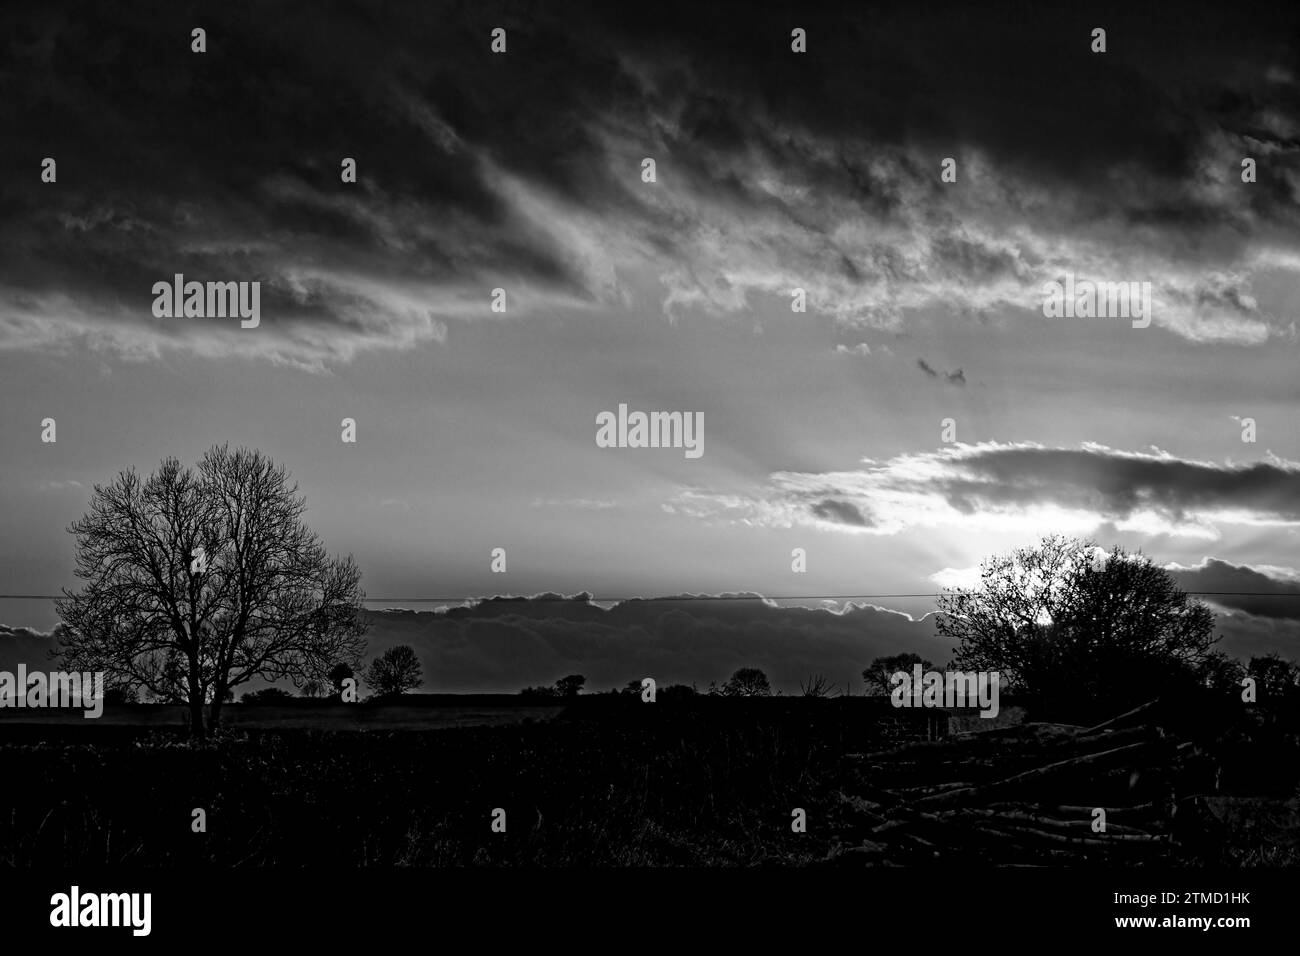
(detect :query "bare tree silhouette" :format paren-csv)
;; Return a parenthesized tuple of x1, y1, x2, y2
(54, 444, 368, 739)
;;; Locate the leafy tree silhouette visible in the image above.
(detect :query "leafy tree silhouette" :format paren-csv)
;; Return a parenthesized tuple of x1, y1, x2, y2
(554, 674, 586, 697)
(364, 645, 423, 698)
(721, 667, 772, 697)
(938, 535, 1219, 717)
(862, 653, 935, 697)
(328, 662, 355, 699)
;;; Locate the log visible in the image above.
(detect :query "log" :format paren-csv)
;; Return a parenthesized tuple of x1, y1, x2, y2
(936, 807, 1159, 836)
(1047, 801, 1159, 815)
(915, 740, 1158, 807)
(898, 781, 976, 796)
(991, 823, 1169, 846)
(966, 824, 1092, 858)
(1080, 699, 1161, 736)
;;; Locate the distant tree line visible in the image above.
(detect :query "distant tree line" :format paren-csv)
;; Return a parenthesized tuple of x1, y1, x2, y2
(59, 483, 1298, 728)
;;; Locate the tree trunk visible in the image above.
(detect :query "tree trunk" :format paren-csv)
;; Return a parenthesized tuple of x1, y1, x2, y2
(188, 695, 206, 742)
(209, 683, 227, 731)
(187, 654, 206, 741)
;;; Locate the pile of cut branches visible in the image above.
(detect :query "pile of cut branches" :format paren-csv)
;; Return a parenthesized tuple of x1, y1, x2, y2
(824, 700, 1216, 865)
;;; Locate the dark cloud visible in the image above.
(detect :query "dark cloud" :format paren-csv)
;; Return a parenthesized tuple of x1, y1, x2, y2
(917, 358, 966, 385)
(0, 623, 64, 674)
(1169, 558, 1300, 620)
(811, 498, 872, 526)
(693, 443, 1300, 537)
(0, 598, 936, 695)
(0, 623, 60, 641)
(3, 577, 1296, 695)
(2, 0, 1298, 364)
(354, 595, 944, 694)
(937, 445, 1300, 523)
(1201, 610, 1300, 664)
(930, 235, 1026, 284)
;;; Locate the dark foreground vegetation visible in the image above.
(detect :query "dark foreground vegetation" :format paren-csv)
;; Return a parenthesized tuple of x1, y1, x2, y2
(1, 692, 1296, 868)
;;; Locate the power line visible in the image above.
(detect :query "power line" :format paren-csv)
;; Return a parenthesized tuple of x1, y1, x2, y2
(363, 594, 946, 603)
(3, 591, 1300, 602)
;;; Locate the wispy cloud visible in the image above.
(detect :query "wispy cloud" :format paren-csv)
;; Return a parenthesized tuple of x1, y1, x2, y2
(529, 497, 618, 511)
(3, 4, 1298, 368)
(673, 443, 1300, 538)
(37, 479, 83, 491)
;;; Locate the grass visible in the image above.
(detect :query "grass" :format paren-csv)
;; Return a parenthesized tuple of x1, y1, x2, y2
(0, 698, 875, 866)
(0, 696, 1294, 867)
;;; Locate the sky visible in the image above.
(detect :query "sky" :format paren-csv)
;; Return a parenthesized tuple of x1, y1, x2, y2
(1, 0, 1298, 688)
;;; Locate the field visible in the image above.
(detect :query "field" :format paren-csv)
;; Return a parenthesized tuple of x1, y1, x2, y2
(0, 696, 1296, 868)
(0, 697, 565, 732)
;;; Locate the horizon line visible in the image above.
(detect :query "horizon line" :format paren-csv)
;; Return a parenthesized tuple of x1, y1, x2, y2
(3, 591, 1298, 602)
